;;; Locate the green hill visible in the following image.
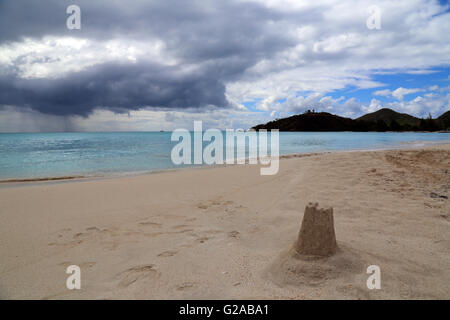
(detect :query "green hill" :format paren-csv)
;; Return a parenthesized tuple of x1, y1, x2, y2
(356, 108, 420, 126)
(252, 108, 450, 132)
(437, 110, 450, 130)
(252, 111, 356, 132)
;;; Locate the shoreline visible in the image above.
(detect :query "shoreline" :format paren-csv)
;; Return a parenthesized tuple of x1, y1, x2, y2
(1, 140, 449, 186)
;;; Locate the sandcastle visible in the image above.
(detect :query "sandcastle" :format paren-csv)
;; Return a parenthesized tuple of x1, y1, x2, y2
(294, 202, 337, 257)
(268, 202, 364, 287)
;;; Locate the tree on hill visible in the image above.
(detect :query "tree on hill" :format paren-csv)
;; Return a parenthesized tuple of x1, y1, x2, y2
(389, 119, 402, 131)
(419, 114, 440, 131)
(375, 120, 388, 132)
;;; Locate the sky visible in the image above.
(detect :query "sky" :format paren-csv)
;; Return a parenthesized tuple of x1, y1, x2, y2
(0, 0, 449, 132)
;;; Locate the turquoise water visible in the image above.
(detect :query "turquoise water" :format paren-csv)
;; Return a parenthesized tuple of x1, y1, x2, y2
(0, 131, 449, 179)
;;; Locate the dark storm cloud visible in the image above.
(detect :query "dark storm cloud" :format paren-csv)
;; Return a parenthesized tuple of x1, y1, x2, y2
(0, 1, 314, 55)
(0, 62, 229, 116)
(0, 0, 324, 115)
(0, 0, 65, 43)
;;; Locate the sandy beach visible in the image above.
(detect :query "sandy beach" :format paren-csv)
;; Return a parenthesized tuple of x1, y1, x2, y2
(0, 144, 449, 300)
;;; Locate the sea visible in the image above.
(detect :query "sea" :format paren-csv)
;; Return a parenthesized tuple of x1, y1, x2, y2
(0, 131, 449, 180)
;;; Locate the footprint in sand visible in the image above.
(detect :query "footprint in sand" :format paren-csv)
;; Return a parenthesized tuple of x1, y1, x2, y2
(49, 227, 79, 247)
(227, 230, 240, 239)
(86, 226, 101, 232)
(172, 224, 190, 229)
(197, 199, 234, 210)
(158, 250, 178, 257)
(73, 226, 105, 239)
(48, 239, 83, 248)
(196, 236, 210, 244)
(116, 264, 159, 288)
(216, 200, 233, 206)
(176, 282, 196, 291)
(138, 221, 162, 227)
(58, 261, 96, 268)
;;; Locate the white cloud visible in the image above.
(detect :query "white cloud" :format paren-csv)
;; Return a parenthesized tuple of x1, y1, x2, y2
(428, 85, 439, 91)
(405, 69, 438, 75)
(382, 93, 450, 118)
(365, 98, 383, 113)
(374, 89, 392, 97)
(258, 96, 280, 111)
(0, 36, 174, 79)
(391, 87, 422, 101)
(227, 0, 450, 110)
(374, 87, 424, 101)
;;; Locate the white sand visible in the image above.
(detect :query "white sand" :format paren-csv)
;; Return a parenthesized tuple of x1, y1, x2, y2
(0, 145, 449, 299)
